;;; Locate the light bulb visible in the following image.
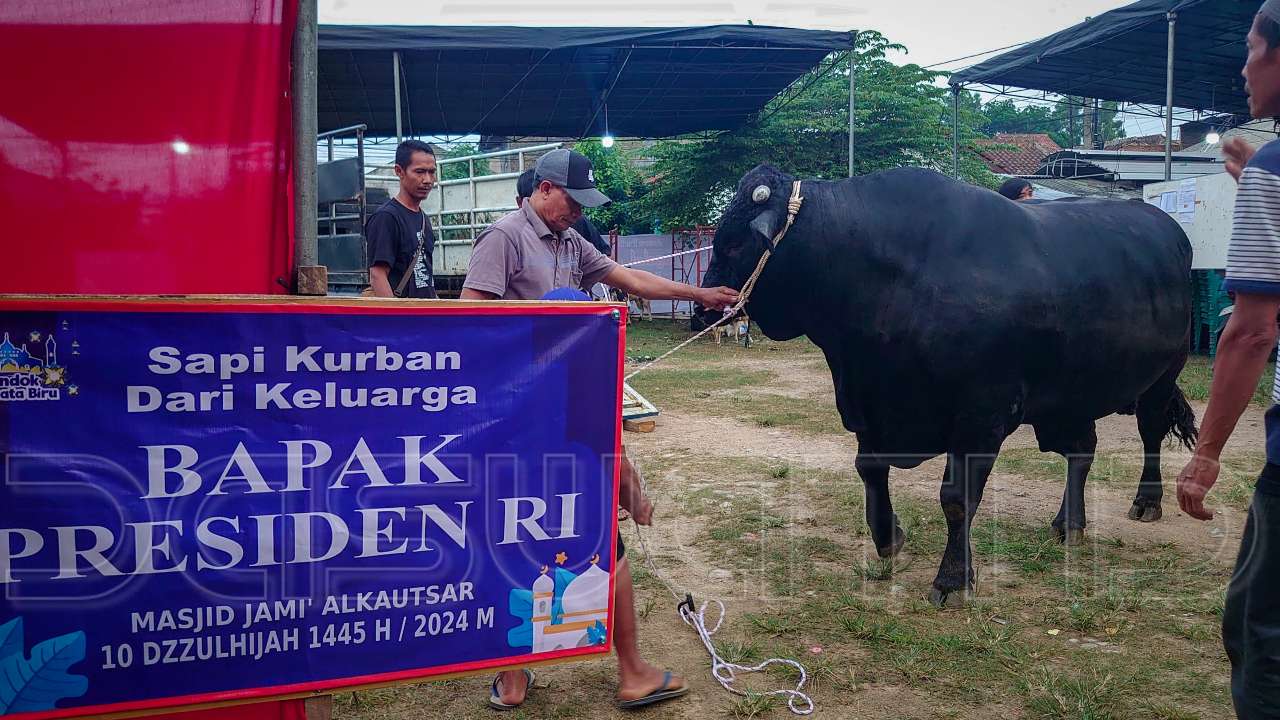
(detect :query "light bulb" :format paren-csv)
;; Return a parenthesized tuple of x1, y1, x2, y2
(601, 135, 615, 148)
(171, 140, 191, 154)
(1206, 131, 1221, 145)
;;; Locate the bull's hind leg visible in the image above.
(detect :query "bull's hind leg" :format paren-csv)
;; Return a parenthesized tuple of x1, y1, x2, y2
(855, 452, 905, 558)
(1129, 358, 1194, 523)
(1050, 423, 1098, 546)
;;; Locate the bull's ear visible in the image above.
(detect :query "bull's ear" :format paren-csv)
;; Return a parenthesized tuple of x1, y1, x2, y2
(749, 210, 780, 252)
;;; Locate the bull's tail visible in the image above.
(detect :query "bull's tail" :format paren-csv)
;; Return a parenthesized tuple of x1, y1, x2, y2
(1166, 385, 1198, 452)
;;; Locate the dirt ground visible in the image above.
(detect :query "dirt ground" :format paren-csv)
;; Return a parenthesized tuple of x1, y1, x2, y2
(335, 323, 1262, 720)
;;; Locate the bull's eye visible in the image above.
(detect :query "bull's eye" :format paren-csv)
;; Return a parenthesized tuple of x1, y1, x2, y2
(752, 185, 770, 203)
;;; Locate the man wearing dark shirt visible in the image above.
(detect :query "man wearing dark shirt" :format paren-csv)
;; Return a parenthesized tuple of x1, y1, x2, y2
(366, 139, 439, 298)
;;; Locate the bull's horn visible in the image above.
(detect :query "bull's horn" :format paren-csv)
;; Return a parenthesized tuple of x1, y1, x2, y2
(752, 185, 771, 203)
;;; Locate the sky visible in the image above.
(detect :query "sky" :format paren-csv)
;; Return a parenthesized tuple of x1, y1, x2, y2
(317, 0, 1185, 140)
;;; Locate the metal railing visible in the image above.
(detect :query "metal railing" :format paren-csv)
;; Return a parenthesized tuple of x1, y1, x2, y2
(364, 142, 562, 245)
(317, 124, 368, 291)
(318, 124, 368, 239)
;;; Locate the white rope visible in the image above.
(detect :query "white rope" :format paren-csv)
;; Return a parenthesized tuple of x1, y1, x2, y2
(680, 600, 815, 715)
(628, 465, 814, 715)
(620, 245, 714, 268)
(619, 182, 812, 711)
(622, 307, 736, 381)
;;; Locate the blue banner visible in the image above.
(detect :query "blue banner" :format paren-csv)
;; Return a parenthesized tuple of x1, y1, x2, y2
(0, 299, 623, 719)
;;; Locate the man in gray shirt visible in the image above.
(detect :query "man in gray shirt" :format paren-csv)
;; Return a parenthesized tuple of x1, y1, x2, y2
(463, 149, 735, 308)
(462, 149, 736, 710)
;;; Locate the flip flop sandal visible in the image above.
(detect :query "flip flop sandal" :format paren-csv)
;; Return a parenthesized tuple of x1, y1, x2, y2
(616, 670, 689, 710)
(488, 668, 535, 711)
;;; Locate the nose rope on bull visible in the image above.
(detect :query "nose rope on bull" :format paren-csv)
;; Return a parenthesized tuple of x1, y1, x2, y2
(623, 181, 813, 715)
(622, 180, 804, 382)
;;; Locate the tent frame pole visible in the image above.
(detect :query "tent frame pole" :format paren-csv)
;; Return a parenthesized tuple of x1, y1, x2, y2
(848, 31, 857, 178)
(1164, 11, 1176, 182)
(393, 50, 404, 143)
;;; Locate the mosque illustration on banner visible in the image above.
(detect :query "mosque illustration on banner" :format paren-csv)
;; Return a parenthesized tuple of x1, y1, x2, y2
(506, 553, 610, 653)
(0, 330, 75, 398)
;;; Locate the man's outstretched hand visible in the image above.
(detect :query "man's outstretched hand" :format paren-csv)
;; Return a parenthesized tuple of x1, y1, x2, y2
(1176, 454, 1220, 521)
(696, 286, 739, 311)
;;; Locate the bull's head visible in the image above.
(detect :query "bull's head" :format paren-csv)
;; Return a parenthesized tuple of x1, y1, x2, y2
(697, 164, 795, 326)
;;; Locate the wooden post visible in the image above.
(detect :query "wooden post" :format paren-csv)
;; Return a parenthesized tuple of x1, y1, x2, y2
(304, 695, 333, 720)
(292, 0, 326, 295)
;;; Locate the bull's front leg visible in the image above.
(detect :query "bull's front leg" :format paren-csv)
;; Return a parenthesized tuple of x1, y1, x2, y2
(931, 445, 1000, 608)
(1051, 424, 1098, 546)
(855, 452, 905, 558)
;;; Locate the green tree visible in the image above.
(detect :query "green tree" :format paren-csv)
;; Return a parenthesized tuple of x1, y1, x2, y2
(637, 31, 998, 230)
(572, 139, 651, 235)
(434, 143, 494, 182)
(1044, 97, 1125, 148)
(980, 99, 1059, 139)
(973, 96, 1125, 149)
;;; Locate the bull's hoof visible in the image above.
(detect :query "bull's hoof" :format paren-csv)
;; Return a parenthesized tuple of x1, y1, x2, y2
(876, 525, 907, 559)
(928, 584, 971, 609)
(1051, 525, 1086, 546)
(1126, 502, 1162, 523)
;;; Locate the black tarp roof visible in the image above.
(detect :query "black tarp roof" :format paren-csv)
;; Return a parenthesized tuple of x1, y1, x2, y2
(950, 0, 1254, 115)
(317, 25, 853, 138)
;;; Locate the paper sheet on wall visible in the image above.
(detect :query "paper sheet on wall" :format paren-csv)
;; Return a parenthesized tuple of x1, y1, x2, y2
(1178, 178, 1197, 213)
(1160, 192, 1177, 213)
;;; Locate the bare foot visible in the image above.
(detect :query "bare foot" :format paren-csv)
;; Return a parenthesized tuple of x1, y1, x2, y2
(495, 669, 529, 706)
(617, 662, 685, 702)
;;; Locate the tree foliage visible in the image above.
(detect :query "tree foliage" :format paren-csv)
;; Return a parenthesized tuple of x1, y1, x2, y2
(434, 143, 493, 182)
(572, 139, 651, 235)
(635, 31, 999, 230)
(979, 96, 1125, 149)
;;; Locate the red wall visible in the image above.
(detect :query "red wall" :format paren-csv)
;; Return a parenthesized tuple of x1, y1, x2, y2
(0, 2, 296, 294)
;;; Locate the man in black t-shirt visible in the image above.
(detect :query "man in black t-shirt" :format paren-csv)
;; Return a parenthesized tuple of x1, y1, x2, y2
(367, 139, 439, 298)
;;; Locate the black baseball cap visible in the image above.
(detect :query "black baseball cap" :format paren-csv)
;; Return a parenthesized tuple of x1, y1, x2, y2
(533, 149, 611, 207)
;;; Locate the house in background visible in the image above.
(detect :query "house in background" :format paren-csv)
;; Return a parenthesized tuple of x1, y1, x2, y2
(974, 133, 1062, 176)
(1103, 133, 1183, 152)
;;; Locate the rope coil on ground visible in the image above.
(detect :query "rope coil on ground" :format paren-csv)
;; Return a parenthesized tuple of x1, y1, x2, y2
(630, 476, 815, 716)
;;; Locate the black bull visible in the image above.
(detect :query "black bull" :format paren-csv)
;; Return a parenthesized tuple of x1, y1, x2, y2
(699, 165, 1198, 607)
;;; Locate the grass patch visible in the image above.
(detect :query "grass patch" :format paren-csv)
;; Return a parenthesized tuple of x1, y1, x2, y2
(630, 367, 773, 406)
(1020, 667, 1129, 720)
(1179, 355, 1274, 406)
(623, 318, 820, 360)
(728, 693, 779, 719)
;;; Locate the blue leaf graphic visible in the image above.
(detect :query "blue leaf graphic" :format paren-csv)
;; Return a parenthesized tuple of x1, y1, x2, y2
(586, 620, 607, 646)
(506, 589, 533, 649)
(0, 619, 21, 663)
(0, 631, 88, 713)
